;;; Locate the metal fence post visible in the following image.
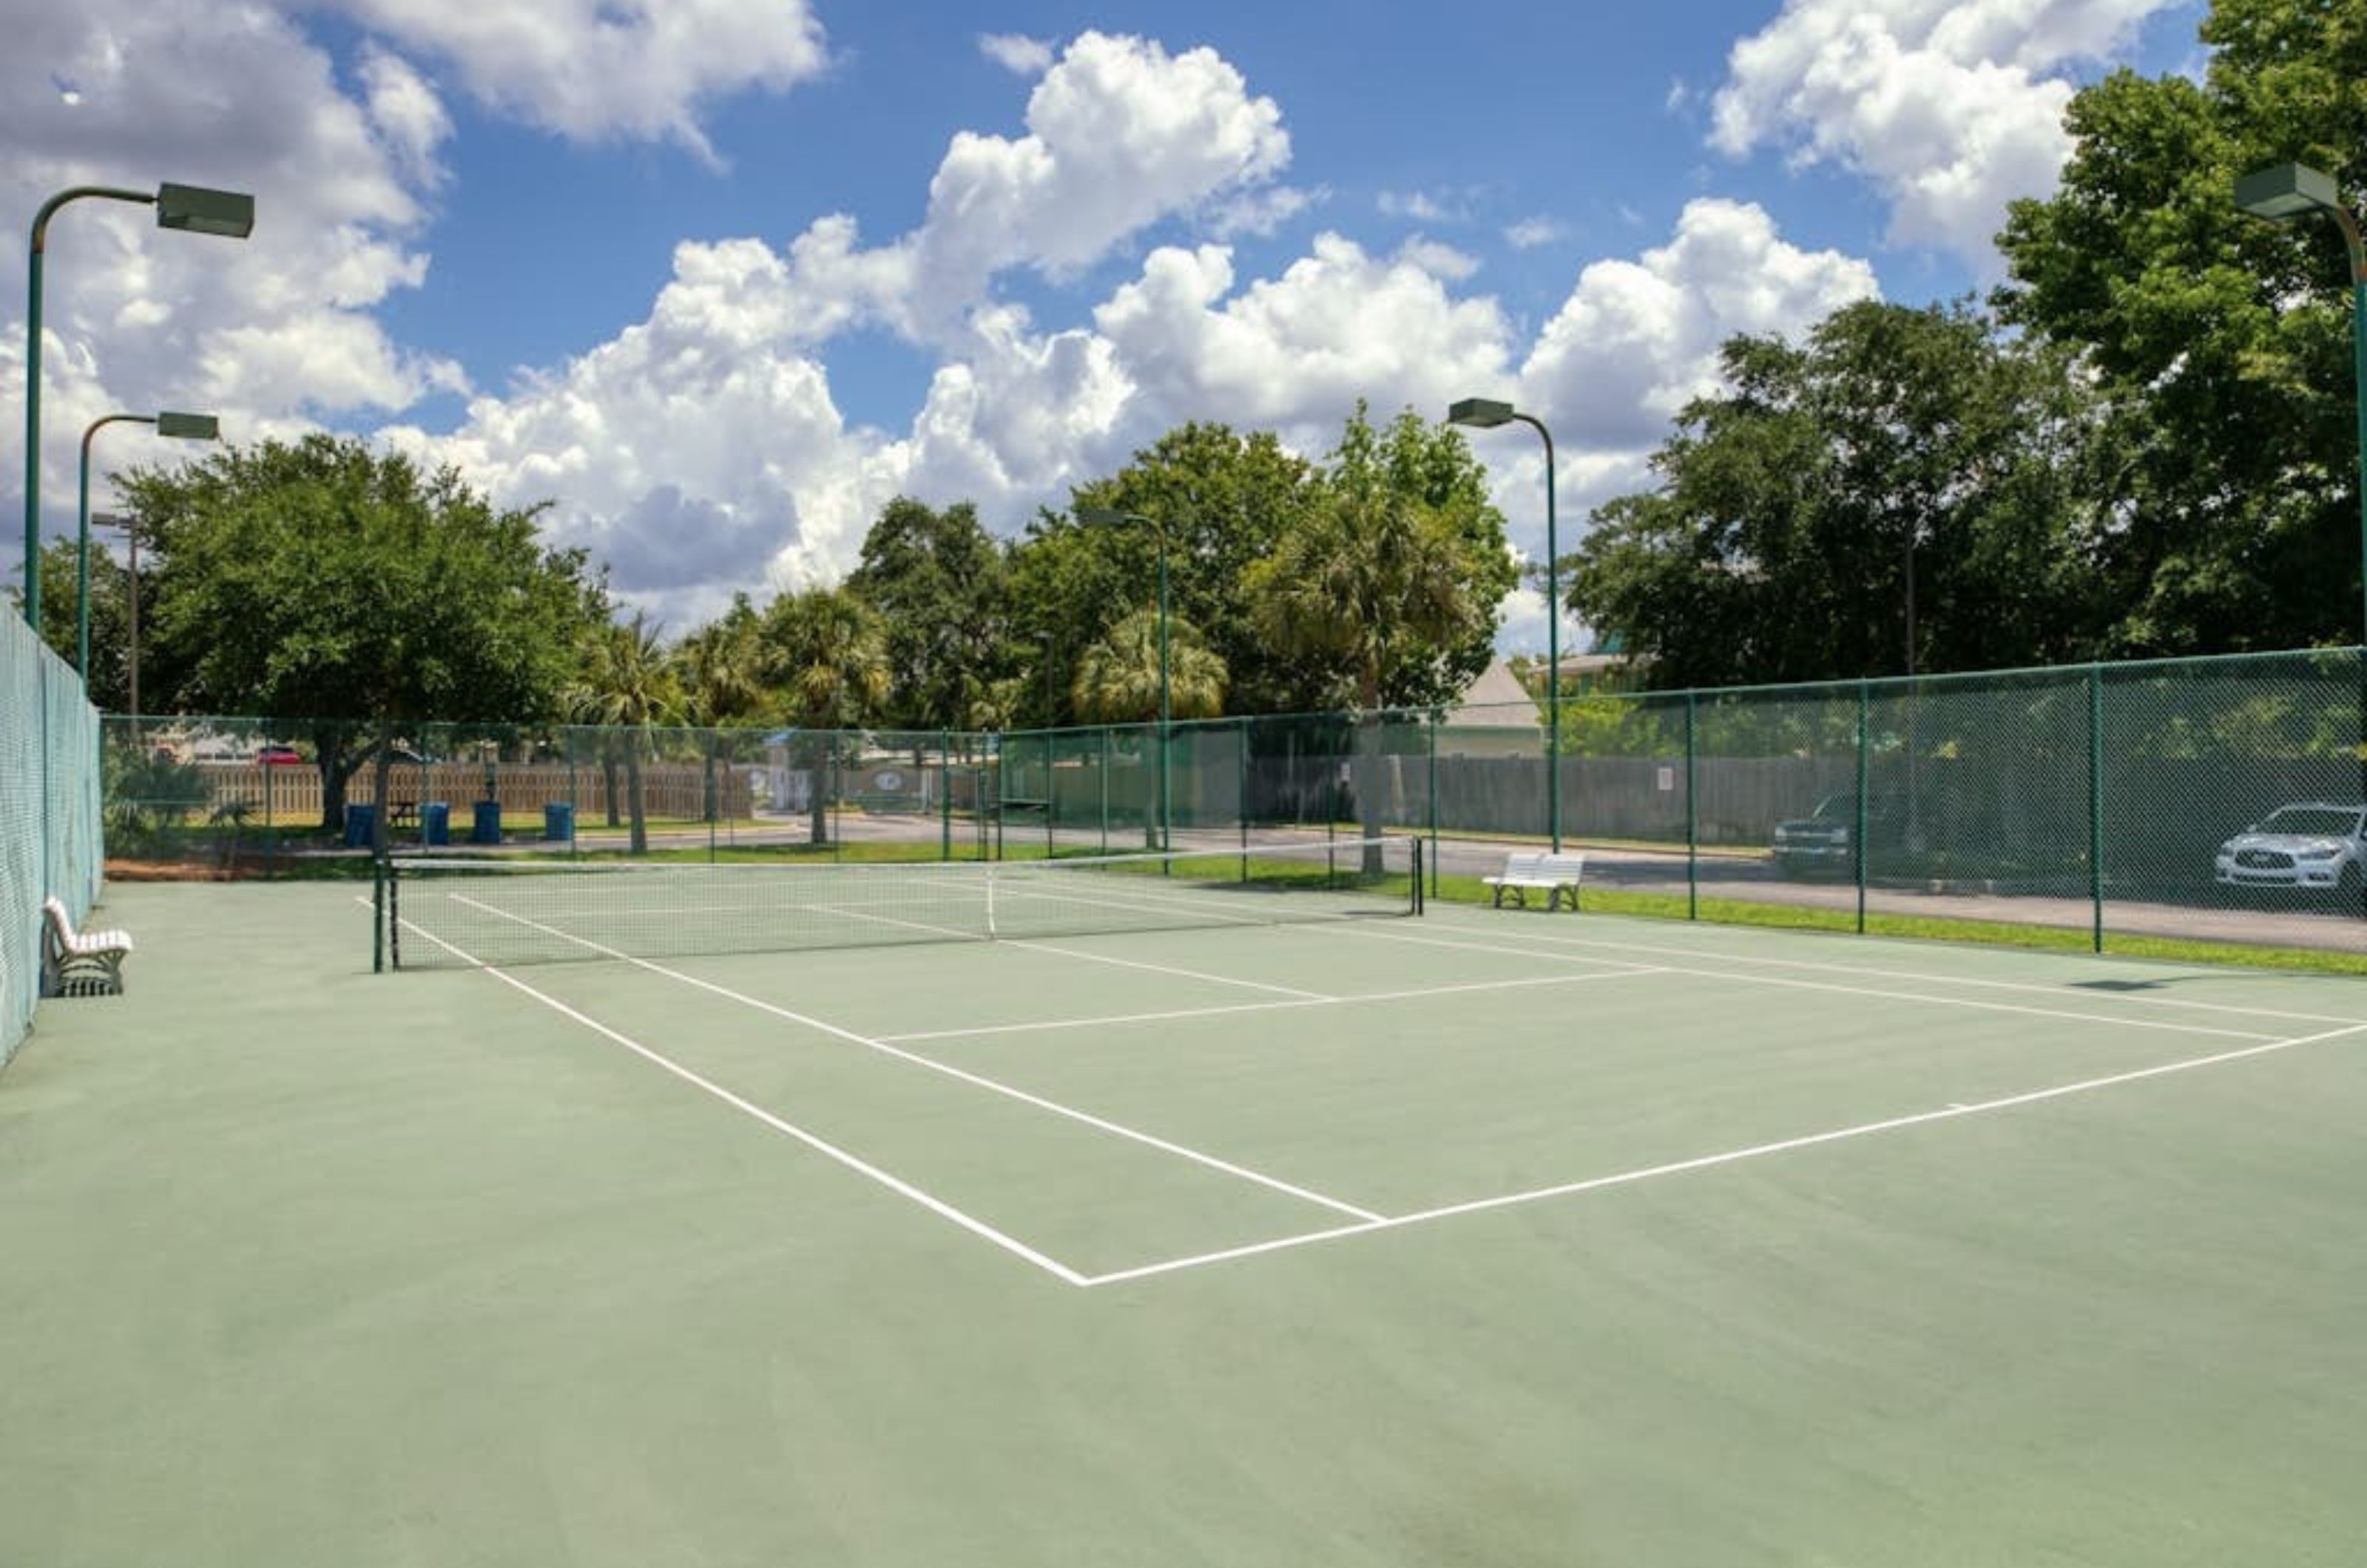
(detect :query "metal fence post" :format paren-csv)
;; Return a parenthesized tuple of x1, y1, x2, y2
(1686, 689, 1699, 922)
(1427, 706, 1440, 899)
(1856, 680, 1871, 935)
(2090, 663, 2104, 953)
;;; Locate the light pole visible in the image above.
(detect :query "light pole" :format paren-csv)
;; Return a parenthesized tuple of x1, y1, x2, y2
(1448, 397, 1561, 851)
(1078, 507, 1169, 851)
(91, 513, 141, 720)
(2235, 163, 2367, 649)
(24, 180, 253, 632)
(2238, 163, 2367, 916)
(78, 410, 216, 680)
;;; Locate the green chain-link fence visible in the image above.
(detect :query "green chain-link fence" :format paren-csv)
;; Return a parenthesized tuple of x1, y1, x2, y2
(87, 647, 2367, 962)
(4, 612, 105, 1067)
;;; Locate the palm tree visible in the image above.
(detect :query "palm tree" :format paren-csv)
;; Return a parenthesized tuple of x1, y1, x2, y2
(677, 598, 771, 822)
(564, 611, 682, 854)
(759, 587, 890, 843)
(1071, 609, 1227, 845)
(1070, 609, 1228, 723)
(1249, 481, 1493, 869)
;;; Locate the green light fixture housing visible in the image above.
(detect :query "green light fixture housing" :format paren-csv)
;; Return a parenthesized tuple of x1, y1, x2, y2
(153, 410, 220, 440)
(155, 183, 257, 239)
(1446, 396, 1516, 429)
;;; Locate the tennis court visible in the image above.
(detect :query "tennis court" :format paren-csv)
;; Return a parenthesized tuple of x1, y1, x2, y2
(4, 848, 2364, 1565)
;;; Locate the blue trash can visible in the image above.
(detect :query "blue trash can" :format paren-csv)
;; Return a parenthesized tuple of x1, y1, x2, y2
(343, 802, 377, 848)
(543, 802, 575, 842)
(421, 801, 450, 846)
(470, 800, 503, 845)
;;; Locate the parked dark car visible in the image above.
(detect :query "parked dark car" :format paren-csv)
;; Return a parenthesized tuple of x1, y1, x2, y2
(1771, 793, 1909, 878)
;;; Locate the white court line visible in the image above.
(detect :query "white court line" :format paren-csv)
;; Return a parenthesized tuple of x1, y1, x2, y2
(384, 909, 1091, 1286)
(1331, 923, 2283, 1042)
(1080, 1018, 2367, 1287)
(803, 901, 1334, 1001)
(1414, 909, 2367, 1027)
(998, 939, 1334, 1001)
(448, 893, 1386, 1224)
(881, 967, 1668, 1044)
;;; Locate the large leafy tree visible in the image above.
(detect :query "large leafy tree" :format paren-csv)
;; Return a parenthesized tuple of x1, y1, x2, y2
(1249, 406, 1509, 865)
(1057, 422, 1321, 716)
(847, 498, 1008, 731)
(1249, 405, 1510, 712)
(1570, 300, 2113, 686)
(122, 433, 597, 830)
(1994, 0, 2367, 652)
(30, 537, 150, 714)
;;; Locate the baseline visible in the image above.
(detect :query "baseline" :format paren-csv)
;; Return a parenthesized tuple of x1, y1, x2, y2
(1081, 1016, 2367, 1287)
(1335, 922, 2283, 1043)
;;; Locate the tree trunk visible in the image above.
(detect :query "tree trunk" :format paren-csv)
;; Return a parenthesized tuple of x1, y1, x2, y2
(625, 745, 648, 855)
(1354, 673, 1385, 876)
(602, 748, 621, 828)
(806, 737, 831, 845)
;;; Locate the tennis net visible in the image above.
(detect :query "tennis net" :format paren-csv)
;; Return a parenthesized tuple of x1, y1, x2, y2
(380, 836, 1423, 970)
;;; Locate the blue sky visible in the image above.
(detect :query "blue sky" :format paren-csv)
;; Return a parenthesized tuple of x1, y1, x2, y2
(4, 0, 2207, 655)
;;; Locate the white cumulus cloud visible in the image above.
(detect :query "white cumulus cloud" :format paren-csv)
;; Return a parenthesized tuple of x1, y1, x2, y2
(1, 0, 462, 583)
(978, 33, 1056, 76)
(1520, 197, 1880, 452)
(1709, 0, 2181, 265)
(322, 0, 831, 161)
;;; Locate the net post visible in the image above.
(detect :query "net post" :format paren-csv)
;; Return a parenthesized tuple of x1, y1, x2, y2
(372, 851, 385, 973)
(1411, 835, 1425, 916)
(385, 852, 402, 971)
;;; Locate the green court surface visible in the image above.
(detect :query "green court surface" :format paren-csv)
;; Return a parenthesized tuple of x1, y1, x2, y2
(4, 876, 2365, 1566)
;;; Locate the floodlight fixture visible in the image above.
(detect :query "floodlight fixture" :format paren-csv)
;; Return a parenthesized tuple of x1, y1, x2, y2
(78, 409, 220, 678)
(1448, 396, 1563, 850)
(24, 178, 254, 632)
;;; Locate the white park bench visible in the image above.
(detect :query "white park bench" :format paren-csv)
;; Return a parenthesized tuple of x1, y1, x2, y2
(1483, 851, 1586, 911)
(41, 896, 134, 997)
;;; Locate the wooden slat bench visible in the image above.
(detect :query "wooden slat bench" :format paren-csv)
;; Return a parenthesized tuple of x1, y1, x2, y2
(1482, 851, 1586, 911)
(41, 896, 134, 997)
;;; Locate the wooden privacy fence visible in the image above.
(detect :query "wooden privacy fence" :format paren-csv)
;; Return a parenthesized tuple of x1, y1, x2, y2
(198, 762, 753, 822)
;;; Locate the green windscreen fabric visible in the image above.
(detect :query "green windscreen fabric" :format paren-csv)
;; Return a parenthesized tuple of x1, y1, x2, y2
(4, 612, 104, 1067)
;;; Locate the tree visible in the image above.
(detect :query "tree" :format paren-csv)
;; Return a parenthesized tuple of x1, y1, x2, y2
(564, 611, 682, 854)
(31, 537, 138, 713)
(1059, 422, 1323, 715)
(123, 433, 597, 834)
(675, 594, 773, 823)
(847, 498, 1008, 731)
(1249, 405, 1509, 711)
(1570, 300, 2113, 687)
(1069, 609, 1229, 723)
(757, 586, 890, 842)
(1994, 0, 2367, 652)
(1248, 405, 1510, 865)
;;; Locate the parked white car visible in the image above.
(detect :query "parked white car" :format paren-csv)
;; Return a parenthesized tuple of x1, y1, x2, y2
(2213, 802, 2367, 892)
